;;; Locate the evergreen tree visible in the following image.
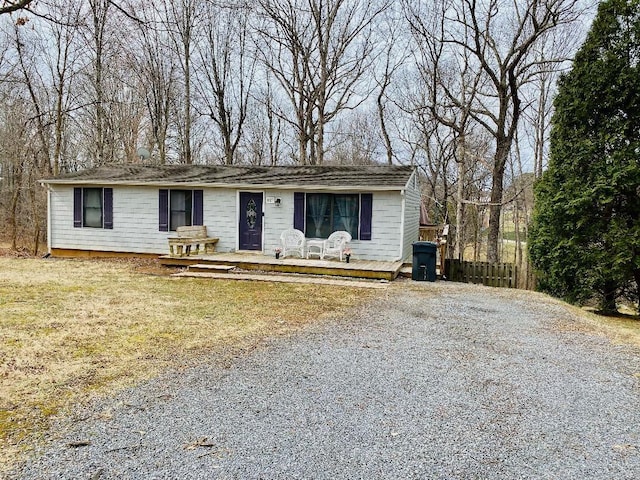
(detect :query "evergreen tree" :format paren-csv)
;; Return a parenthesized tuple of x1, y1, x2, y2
(529, 0, 640, 313)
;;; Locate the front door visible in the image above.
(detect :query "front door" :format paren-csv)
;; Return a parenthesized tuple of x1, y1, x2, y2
(239, 192, 263, 251)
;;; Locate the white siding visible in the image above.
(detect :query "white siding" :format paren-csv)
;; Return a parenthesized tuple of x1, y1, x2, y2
(357, 191, 403, 261)
(49, 185, 239, 254)
(50, 185, 165, 254)
(402, 171, 421, 262)
(262, 190, 295, 255)
(204, 188, 237, 252)
(48, 184, 409, 262)
(262, 190, 405, 262)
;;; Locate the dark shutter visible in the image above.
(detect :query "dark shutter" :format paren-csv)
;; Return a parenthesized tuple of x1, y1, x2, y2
(359, 193, 373, 241)
(293, 192, 305, 231)
(159, 189, 169, 232)
(103, 188, 113, 229)
(193, 189, 203, 225)
(73, 187, 82, 228)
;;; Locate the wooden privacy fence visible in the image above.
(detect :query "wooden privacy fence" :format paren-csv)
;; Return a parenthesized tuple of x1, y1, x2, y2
(444, 259, 518, 288)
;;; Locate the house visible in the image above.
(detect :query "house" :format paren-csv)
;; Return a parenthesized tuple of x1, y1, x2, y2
(41, 164, 420, 262)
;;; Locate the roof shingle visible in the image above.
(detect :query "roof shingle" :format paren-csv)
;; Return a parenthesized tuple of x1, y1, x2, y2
(42, 164, 415, 190)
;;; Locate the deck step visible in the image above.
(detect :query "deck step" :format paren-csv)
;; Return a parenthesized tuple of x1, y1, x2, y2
(187, 264, 236, 272)
(399, 266, 413, 277)
(171, 271, 389, 289)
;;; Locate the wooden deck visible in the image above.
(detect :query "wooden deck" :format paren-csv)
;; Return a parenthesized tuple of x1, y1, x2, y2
(159, 252, 405, 281)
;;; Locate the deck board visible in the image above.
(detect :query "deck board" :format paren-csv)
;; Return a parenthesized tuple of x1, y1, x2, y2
(159, 252, 404, 281)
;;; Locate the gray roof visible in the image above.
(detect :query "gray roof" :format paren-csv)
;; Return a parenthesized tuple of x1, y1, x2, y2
(42, 164, 415, 191)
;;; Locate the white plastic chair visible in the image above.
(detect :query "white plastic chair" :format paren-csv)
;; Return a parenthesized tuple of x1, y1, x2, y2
(280, 228, 306, 258)
(323, 231, 352, 261)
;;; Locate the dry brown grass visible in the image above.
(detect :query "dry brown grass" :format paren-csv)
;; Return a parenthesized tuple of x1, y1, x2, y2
(513, 289, 640, 348)
(574, 307, 640, 348)
(0, 256, 377, 473)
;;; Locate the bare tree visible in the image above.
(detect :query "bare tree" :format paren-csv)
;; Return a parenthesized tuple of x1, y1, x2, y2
(404, 0, 485, 260)
(264, 73, 283, 165)
(256, 0, 388, 164)
(0, 0, 143, 18)
(522, 23, 583, 178)
(374, 10, 407, 165)
(84, 0, 113, 166)
(46, 2, 83, 175)
(0, 0, 34, 15)
(405, 0, 583, 263)
(194, 2, 255, 165)
(160, 0, 202, 164)
(132, 2, 176, 164)
(327, 111, 379, 165)
(13, 22, 51, 175)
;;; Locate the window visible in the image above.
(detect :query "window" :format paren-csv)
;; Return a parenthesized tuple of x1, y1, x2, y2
(159, 189, 203, 232)
(294, 192, 371, 240)
(73, 187, 113, 229)
(83, 188, 103, 228)
(170, 190, 192, 231)
(305, 193, 359, 239)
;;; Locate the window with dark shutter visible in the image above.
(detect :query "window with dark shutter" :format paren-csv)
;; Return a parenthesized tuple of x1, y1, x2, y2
(305, 193, 359, 239)
(193, 190, 203, 225)
(293, 192, 305, 231)
(160, 189, 201, 231)
(74, 187, 113, 229)
(159, 189, 169, 232)
(359, 193, 373, 240)
(103, 188, 113, 229)
(73, 188, 82, 228)
(296, 192, 368, 240)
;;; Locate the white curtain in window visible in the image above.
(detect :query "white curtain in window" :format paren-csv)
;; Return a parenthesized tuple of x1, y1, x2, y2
(307, 194, 329, 237)
(335, 195, 358, 237)
(84, 189, 102, 228)
(170, 190, 191, 230)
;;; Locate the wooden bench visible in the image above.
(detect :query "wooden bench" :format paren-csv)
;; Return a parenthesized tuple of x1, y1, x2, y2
(168, 225, 219, 257)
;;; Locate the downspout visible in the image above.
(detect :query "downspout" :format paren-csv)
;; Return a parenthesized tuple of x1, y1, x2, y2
(398, 189, 405, 262)
(44, 183, 52, 254)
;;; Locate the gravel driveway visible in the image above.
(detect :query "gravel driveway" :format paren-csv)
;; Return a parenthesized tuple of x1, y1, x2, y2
(10, 281, 640, 479)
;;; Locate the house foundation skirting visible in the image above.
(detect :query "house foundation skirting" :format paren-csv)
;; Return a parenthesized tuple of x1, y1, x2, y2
(50, 248, 161, 260)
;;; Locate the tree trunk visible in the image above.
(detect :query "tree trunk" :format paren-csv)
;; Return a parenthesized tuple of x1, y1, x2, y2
(487, 195, 502, 263)
(487, 144, 508, 263)
(53, 89, 64, 175)
(316, 106, 325, 165)
(90, 0, 109, 166)
(454, 161, 465, 260)
(634, 268, 640, 313)
(183, 48, 192, 164)
(600, 280, 618, 314)
(29, 171, 41, 255)
(378, 88, 393, 165)
(9, 164, 22, 251)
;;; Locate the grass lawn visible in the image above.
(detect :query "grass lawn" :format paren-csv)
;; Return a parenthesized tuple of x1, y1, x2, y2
(0, 256, 377, 473)
(576, 307, 640, 347)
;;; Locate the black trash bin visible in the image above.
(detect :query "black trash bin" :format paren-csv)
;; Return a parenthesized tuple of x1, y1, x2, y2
(412, 241, 437, 282)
